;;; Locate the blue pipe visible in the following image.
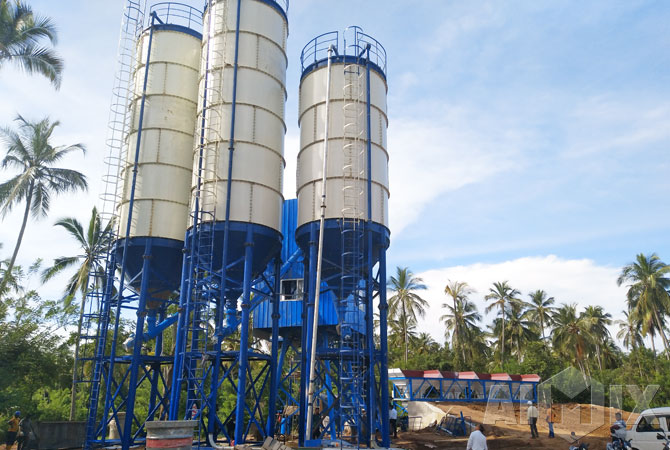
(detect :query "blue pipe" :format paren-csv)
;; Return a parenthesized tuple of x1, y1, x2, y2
(266, 259, 281, 436)
(234, 227, 254, 443)
(123, 239, 153, 450)
(220, 0, 243, 331)
(378, 248, 390, 447)
(168, 245, 190, 419)
(299, 225, 318, 446)
(101, 16, 156, 447)
(147, 307, 164, 420)
(364, 45, 375, 447)
(280, 248, 302, 277)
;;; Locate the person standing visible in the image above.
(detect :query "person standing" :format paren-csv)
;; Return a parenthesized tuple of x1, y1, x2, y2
(6, 412, 20, 450)
(545, 407, 555, 438)
(389, 405, 398, 439)
(466, 424, 487, 450)
(527, 401, 539, 438)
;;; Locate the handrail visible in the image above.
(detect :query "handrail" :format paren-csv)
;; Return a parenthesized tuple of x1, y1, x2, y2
(300, 27, 387, 78)
(148, 2, 203, 34)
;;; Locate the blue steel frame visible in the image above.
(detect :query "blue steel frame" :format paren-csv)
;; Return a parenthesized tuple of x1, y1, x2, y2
(389, 376, 538, 403)
(82, 6, 204, 450)
(166, 0, 287, 447)
(297, 27, 391, 449)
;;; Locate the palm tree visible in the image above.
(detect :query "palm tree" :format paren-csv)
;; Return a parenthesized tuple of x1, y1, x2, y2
(388, 267, 429, 363)
(441, 297, 481, 362)
(414, 332, 437, 355)
(443, 280, 475, 361)
(0, 0, 63, 87)
(525, 290, 556, 344)
(616, 310, 643, 352)
(484, 281, 520, 369)
(551, 304, 594, 375)
(0, 115, 87, 293)
(41, 207, 113, 305)
(617, 253, 670, 356)
(506, 301, 537, 362)
(583, 305, 612, 371)
(40, 206, 114, 420)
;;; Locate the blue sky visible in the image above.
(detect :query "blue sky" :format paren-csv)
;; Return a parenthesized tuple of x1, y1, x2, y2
(1, 0, 669, 343)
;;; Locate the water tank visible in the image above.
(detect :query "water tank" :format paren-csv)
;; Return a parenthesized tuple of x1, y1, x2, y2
(190, 0, 288, 291)
(116, 6, 203, 298)
(295, 28, 390, 296)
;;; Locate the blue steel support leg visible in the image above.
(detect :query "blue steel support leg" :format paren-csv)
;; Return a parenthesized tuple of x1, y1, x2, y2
(378, 248, 390, 447)
(122, 239, 154, 450)
(365, 233, 375, 446)
(234, 229, 254, 444)
(169, 247, 190, 419)
(324, 360, 336, 439)
(266, 259, 281, 436)
(101, 16, 156, 447)
(148, 310, 161, 420)
(84, 250, 117, 450)
(364, 46, 375, 447)
(299, 225, 318, 446)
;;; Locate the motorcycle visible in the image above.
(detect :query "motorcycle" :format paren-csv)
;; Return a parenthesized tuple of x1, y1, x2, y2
(606, 438, 632, 449)
(657, 432, 670, 450)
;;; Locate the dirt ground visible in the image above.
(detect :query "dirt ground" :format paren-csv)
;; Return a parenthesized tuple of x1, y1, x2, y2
(391, 402, 638, 450)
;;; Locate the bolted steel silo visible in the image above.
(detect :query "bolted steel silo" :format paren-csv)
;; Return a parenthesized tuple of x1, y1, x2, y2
(189, 0, 288, 293)
(296, 27, 390, 298)
(116, 9, 202, 298)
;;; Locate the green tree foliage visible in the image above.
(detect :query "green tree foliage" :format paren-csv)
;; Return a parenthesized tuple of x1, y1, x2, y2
(0, 261, 73, 423)
(0, 0, 63, 87)
(387, 267, 428, 364)
(0, 115, 87, 293)
(484, 281, 521, 369)
(618, 253, 670, 356)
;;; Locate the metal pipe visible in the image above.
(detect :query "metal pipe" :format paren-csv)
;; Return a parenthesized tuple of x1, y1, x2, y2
(220, 0, 243, 330)
(168, 247, 190, 419)
(234, 228, 255, 443)
(378, 248, 391, 447)
(364, 44, 375, 446)
(267, 258, 282, 436)
(101, 16, 156, 447)
(305, 44, 333, 439)
(123, 240, 153, 450)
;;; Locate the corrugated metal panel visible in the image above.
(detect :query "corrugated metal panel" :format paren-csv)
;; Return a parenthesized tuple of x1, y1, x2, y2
(253, 199, 340, 330)
(253, 290, 339, 329)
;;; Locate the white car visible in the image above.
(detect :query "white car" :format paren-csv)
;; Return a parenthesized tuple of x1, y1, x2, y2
(627, 407, 670, 450)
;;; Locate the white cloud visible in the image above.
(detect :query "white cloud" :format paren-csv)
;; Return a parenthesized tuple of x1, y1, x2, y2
(387, 105, 532, 235)
(414, 255, 628, 345)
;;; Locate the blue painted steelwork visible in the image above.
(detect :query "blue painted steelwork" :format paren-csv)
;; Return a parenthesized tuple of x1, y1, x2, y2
(167, 0, 286, 446)
(300, 28, 387, 81)
(389, 376, 538, 403)
(296, 28, 391, 448)
(81, 5, 203, 450)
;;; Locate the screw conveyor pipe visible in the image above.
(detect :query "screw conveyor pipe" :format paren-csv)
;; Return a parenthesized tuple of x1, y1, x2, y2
(305, 45, 334, 437)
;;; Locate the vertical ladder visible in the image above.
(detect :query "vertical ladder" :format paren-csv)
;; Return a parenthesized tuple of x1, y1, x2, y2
(83, 2, 144, 448)
(339, 57, 366, 446)
(178, 0, 228, 443)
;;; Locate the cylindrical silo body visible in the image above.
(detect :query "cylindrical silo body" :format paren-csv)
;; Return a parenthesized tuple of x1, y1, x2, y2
(117, 23, 202, 297)
(295, 31, 390, 297)
(190, 0, 288, 290)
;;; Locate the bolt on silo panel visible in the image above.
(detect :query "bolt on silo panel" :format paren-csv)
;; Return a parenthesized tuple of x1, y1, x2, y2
(118, 28, 201, 241)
